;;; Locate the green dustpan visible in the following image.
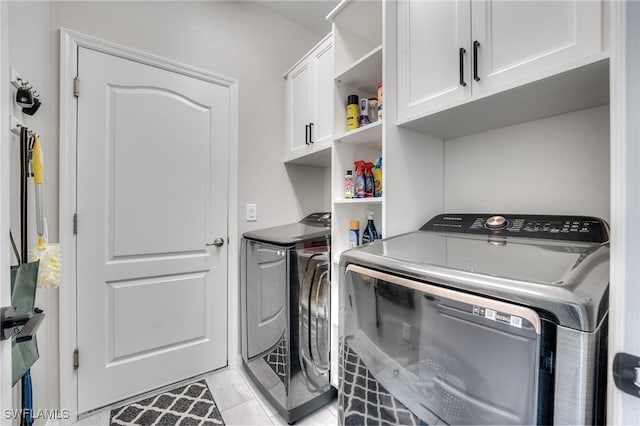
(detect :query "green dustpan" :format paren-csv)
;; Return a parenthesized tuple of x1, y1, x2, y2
(10, 260, 40, 386)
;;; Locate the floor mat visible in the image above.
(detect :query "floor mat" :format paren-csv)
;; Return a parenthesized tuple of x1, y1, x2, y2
(110, 380, 225, 426)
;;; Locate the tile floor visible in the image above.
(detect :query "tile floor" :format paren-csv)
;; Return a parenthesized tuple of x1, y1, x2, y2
(76, 366, 338, 425)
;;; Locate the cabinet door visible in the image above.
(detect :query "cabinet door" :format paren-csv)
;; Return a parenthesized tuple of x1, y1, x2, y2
(471, 0, 603, 97)
(397, 0, 471, 121)
(286, 59, 313, 159)
(311, 37, 333, 150)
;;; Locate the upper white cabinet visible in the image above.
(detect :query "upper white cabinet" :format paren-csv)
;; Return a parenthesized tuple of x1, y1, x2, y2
(397, 0, 605, 123)
(284, 33, 333, 166)
(397, 0, 471, 119)
(471, 0, 603, 97)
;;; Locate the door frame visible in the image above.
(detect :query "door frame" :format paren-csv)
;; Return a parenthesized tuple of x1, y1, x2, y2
(59, 29, 238, 421)
(609, 1, 640, 423)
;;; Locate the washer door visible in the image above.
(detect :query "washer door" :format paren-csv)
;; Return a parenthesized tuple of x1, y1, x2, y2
(340, 265, 552, 425)
(298, 250, 331, 389)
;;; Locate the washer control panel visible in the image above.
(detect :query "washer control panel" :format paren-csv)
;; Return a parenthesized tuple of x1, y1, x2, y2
(421, 214, 609, 243)
(300, 212, 331, 227)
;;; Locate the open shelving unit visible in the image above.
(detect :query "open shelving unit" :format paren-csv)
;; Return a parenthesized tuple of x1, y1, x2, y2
(327, 0, 383, 387)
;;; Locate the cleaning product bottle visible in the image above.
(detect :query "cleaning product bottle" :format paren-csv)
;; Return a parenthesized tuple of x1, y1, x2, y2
(374, 156, 383, 197)
(364, 162, 374, 197)
(361, 211, 379, 244)
(359, 98, 371, 127)
(346, 95, 359, 131)
(354, 161, 366, 198)
(377, 82, 383, 121)
(344, 170, 354, 199)
(349, 220, 360, 248)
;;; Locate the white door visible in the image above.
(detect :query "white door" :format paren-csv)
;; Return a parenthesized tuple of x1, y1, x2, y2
(471, 0, 603, 96)
(397, 0, 471, 121)
(311, 37, 333, 150)
(286, 59, 313, 160)
(76, 47, 229, 413)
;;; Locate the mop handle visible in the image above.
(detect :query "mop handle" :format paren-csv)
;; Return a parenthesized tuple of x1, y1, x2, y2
(32, 135, 45, 250)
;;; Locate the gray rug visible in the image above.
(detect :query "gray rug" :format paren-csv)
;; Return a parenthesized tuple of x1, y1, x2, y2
(110, 380, 224, 426)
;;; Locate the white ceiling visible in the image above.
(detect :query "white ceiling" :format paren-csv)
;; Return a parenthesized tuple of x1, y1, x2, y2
(256, 0, 339, 36)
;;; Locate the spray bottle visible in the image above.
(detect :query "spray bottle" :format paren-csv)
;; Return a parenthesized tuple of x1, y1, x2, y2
(364, 162, 375, 197)
(374, 156, 383, 197)
(354, 161, 366, 198)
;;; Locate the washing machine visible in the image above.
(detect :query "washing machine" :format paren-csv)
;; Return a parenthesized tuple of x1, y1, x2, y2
(338, 214, 609, 425)
(241, 212, 336, 423)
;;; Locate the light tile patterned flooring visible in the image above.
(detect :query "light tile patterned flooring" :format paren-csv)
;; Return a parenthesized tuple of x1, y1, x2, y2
(76, 366, 338, 426)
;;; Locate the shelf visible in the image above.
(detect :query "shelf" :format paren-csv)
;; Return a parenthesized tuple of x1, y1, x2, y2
(334, 197, 383, 205)
(283, 145, 331, 167)
(335, 45, 382, 93)
(334, 120, 382, 147)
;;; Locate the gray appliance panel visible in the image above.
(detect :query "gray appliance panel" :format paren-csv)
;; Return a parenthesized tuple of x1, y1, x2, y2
(340, 265, 543, 425)
(554, 319, 607, 425)
(340, 231, 609, 331)
(243, 223, 329, 246)
(241, 237, 334, 423)
(245, 241, 288, 359)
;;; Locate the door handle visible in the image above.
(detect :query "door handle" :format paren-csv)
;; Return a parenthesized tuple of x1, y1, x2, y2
(206, 237, 225, 247)
(459, 47, 467, 87)
(473, 40, 480, 81)
(309, 122, 314, 144)
(305, 124, 310, 145)
(613, 352, 640, 398)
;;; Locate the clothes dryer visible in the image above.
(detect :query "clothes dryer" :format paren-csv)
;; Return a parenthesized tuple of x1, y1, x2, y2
(241, 213, 336, 423)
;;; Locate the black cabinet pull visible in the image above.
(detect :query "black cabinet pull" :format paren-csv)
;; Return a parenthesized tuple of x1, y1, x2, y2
(473, 40, 480, 82)
(459, 47, 467, 87)
(305, 124, 310, 145)
(309, 122, 314, 143)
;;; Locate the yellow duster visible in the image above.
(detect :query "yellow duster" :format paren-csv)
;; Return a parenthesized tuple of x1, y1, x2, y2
(29, 135, 61, 288)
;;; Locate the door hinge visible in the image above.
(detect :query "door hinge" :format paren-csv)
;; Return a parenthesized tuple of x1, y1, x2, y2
(73, 349, 79, 369)
(73, 77, 80, 97)
(73, 213, 77, 235)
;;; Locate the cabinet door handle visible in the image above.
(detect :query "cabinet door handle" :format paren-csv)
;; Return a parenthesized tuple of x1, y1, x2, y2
(309, 122, 314, 144)
(305, 124, 310, 145)
(459, 47, 467, 87)
(473, 40, 480, 82)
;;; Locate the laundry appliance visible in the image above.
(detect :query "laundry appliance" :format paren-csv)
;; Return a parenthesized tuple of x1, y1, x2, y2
(241, 212, 336, 423)
(338, 214, 609, 425)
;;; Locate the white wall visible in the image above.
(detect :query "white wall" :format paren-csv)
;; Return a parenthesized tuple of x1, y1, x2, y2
(8, 0, 327, 417)
(444, 105, 610, 222)
(8, 1, 57, 420)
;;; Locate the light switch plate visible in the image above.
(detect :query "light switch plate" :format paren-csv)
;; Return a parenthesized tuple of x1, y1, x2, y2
(246, 204, 257, 222)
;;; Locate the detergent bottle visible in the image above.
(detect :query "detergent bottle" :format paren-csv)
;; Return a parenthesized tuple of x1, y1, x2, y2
(361, 211, 379, 244)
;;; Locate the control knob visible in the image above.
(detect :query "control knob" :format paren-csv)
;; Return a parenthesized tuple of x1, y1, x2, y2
(485, 215, 508, 230)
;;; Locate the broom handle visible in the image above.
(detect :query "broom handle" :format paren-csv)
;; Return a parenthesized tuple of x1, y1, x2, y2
(20, 127, 28, 263)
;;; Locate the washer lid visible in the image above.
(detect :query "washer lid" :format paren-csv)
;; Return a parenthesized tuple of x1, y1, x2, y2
(242, 212, 330, 246)
(340, 230, 609, 332)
